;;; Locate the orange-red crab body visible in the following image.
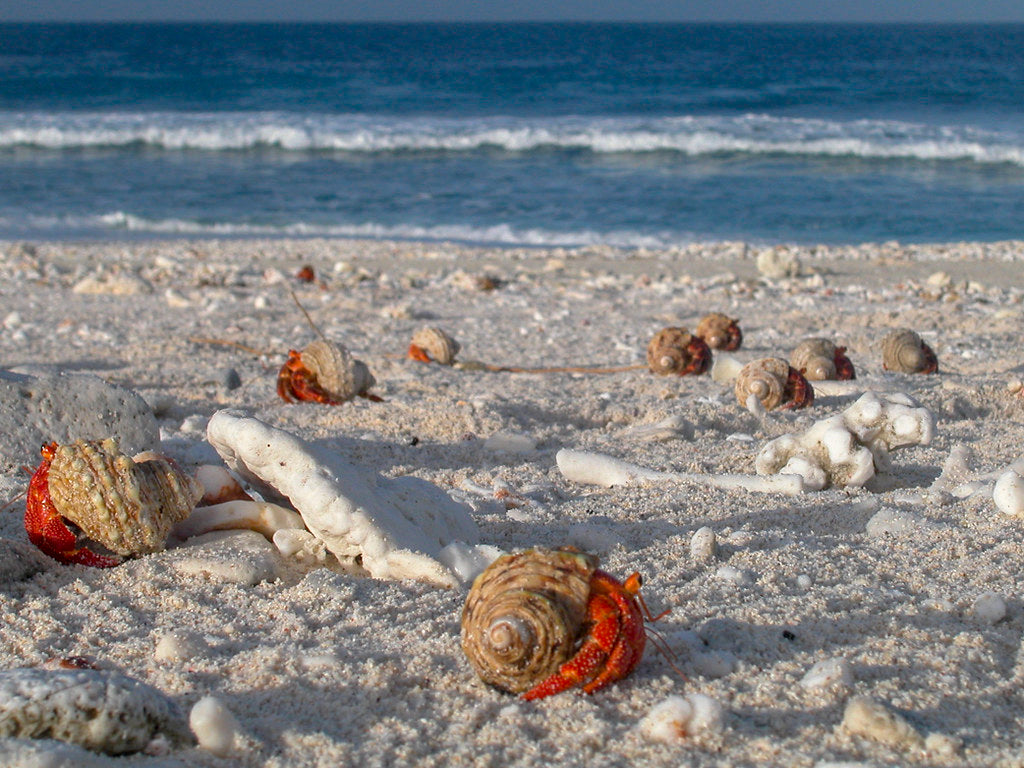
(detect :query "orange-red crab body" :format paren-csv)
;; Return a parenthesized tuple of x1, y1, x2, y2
(24, 443, 121, 568)
(782, 367, 814, 410)
(833, 346, 856, 381)
(277, 349, 345, 405)
(521, 569, 649, 700)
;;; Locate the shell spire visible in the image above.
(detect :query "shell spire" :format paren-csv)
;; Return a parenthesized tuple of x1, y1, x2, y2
(790, 338, 855, 381)
(301, 339, 376, 400)
(461, 547, 597, 694)
(646, 327, 711, 376)
(734, 357, 813, 410)
(409, 326, 461, 365)
(881, 329, 938, 374)
(695, 312, 742, 351)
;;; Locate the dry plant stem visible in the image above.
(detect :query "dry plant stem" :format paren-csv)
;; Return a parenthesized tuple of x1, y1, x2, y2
(289, 287, 327, 340)
(188, 337, 269, 357)
(484, 363, 647, 374)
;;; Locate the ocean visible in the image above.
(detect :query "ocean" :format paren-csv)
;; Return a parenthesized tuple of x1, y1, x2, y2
(2, 22, 1023, 247)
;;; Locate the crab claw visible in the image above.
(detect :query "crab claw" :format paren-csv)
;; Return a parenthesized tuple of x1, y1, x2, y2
(24, 443, 122, 568)
(407, 343, 433, 364)
(833, 346, 856, 380)
(780, 367, 814, 410)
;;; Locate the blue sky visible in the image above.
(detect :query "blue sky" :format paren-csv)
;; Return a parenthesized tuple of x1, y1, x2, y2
(4, 1, 1024, 23)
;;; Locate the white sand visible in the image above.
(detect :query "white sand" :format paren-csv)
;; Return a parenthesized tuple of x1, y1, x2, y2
(1, 237, 1023, 766)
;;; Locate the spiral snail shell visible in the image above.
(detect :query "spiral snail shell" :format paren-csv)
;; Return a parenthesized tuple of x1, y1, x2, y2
(881, 329, 938, 374)
(409, 326, 460, 365)
(646, 327, 711, 376)
(734, 357, 814, 410)
(461, 547, 597, 694)
(695, 312, 742, 351)
(46, 438, 202, 556)
(790, 338, 856, 381)
(301, 339, 376, 400)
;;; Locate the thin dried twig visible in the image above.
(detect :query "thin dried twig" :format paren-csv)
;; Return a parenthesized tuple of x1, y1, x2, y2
(289, 287, 327, 340)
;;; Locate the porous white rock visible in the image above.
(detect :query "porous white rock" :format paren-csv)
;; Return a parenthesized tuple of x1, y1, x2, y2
(173, 530, 282, 585)
(207, 410, 482, 588)
(190, 695, 242, 756)
(639, 694, 725, 743)
(756, 391, 934, 490)
(437, 541, 504, 585)
(842, 695, 923, 751)
(0, 667, 191, 755)
(993, 469, 1024, 518)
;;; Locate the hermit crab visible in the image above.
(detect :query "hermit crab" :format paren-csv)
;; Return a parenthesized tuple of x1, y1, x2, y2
(646, 327, 711, 376)
(461, 547, 664, 700)
(790, 338, 856, 381)
(277, 339, 379, 405)
(25, 439, 202, 567)
(881, 329, 938, 374)
(408, 326, 460, 366)
(695, 313, 742, 351)
(734, 357, 814, 411)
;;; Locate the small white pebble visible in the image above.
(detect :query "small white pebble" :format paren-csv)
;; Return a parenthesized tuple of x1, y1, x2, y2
(689, 527, 718, 562)
(190, 695, 242, 756)
(639, 694, 724, 743)
(796, 574, 813, 590)
(253, 295, 269, 309)
(154, 631, 206, 663)
(924, 731, 962, 756)
(993, 470, 1024, 517)
(972, 591, 1007, 624)
(800, 657, 852, 691)
(164, 288, 191, 308)
(715, 565, 752, 586)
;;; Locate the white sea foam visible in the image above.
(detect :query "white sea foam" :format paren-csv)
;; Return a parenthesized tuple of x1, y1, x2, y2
(0, 210, 690, 249)
(3, 111, 1023, 166)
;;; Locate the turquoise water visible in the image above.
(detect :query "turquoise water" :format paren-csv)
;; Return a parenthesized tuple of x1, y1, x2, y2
(2, 22, 1023, 245)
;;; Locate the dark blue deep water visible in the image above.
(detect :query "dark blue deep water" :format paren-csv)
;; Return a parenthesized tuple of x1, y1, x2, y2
(2, 22, 1024, 245)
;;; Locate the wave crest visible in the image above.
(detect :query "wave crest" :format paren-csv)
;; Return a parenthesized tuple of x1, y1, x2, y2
(2, 112, 1023, 166)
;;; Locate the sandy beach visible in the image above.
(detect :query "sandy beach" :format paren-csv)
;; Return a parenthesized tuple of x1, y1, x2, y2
(2, 236, 1024, 767)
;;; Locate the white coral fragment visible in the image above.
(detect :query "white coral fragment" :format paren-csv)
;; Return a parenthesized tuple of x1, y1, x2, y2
(556, 448, 804, 495)
(206, 410, 481, 587)
(755, 391, 934, 490)
(842, 695, 924, 751)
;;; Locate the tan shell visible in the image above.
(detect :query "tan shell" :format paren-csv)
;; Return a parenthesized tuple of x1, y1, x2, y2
(881, 329, 934, 373)
(695, 312, 740, 350)
(646, 327, 705, 375)
(47, 438, 202, 556)
(301, 339, 376, 400)
(461, 547, 597, 694)
(411, 326, 460, 365)
(735, 357, 792, 410)
(790, 338, 839, 381)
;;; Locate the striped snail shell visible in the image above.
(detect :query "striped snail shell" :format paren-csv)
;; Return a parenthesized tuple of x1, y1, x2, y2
(410, 326, 460, 365)
(881, 329, 938, 374)
(46, 438, 202, 556)
(695, 312, 742, 351)
(461, 547, 597, 694)
(734, 357, 792, 410)
(790, 338, 838, 381)
(646, 327, 710, 376)
(301, 339, 376, 400)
